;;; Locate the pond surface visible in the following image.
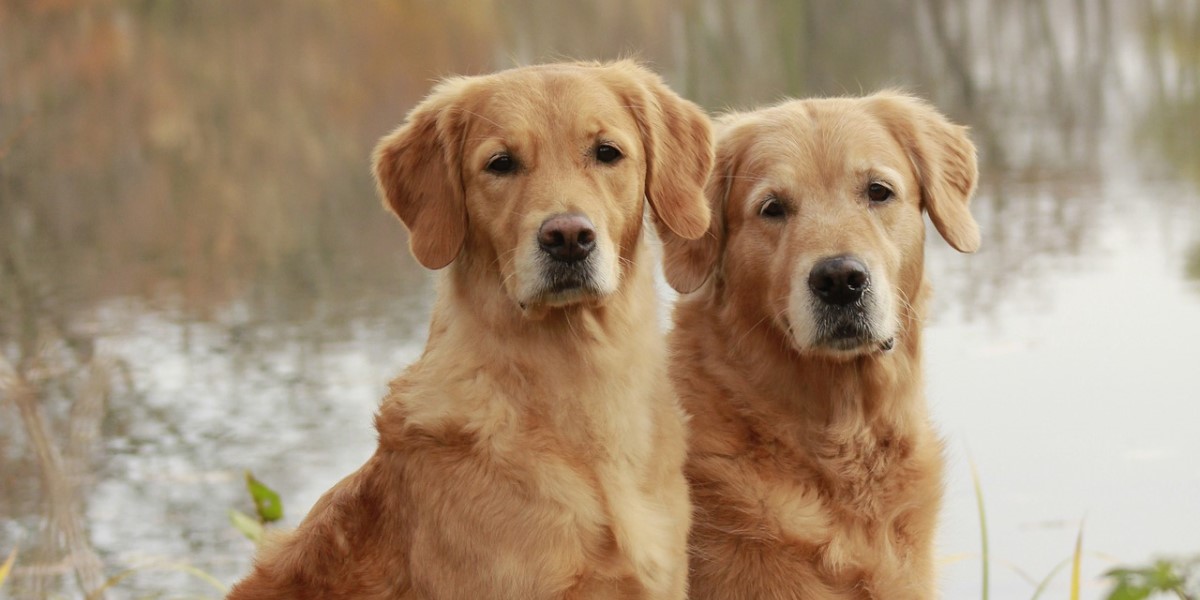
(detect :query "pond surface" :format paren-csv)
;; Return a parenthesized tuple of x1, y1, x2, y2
(1, 1, 1198, 598)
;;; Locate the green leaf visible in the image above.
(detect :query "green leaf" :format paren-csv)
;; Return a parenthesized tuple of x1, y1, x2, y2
(1102, 561, 1189, 600)
(245, 471, 283, 523)
(229, 508, 264, 543)
(1104, 579, 1153, 600)
(1145, 560, 1187, 591)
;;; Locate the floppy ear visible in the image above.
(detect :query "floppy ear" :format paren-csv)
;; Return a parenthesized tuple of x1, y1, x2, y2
(870, 92, 980, 253)
(372, 80, 469, 269)
(659, 121, 740, 293)
(609, 62, 714, 242)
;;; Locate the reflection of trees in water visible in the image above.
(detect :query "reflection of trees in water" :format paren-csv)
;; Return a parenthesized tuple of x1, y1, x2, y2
(1187, 242, 1200, 284)
(0, 2, 455, 595)
(497, 1, 937, 110)
(1, 0, 1190, 331)
(0, 256, 120, 596)
(0, 0, 1182, 333)
(1132, 2, 1200, 297)
(1136, 0, 1200, 186)
(917, 0, 1199, 318)
(903, 0, 1117, 319)
(0, 1, 448, 318)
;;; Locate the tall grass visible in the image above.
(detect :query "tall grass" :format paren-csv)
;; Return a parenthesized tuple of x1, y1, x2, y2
(83, 563, 227, 600)
(967, 453, 1197, 600)
(968, 452, 990, 600)
(1071, 522, 1085, 600)
(1030, 558, 1073, 600)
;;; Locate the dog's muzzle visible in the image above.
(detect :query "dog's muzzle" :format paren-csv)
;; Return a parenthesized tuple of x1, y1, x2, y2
(529, 212, 602, 303)
(538, 213, 595, 264)
(807, 254, 881, 351)
(808, 255, 869, 306)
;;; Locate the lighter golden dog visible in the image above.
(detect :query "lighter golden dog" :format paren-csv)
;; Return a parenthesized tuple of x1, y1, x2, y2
(663, 92, 979, 599)
(227, 61, 713, 599)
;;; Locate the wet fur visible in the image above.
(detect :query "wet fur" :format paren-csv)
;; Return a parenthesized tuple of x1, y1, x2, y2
(227, 61, 713, 600)
(664, 93, 979, 599)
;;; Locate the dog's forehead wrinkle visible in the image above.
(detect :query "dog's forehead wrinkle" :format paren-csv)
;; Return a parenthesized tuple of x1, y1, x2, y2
(461, 98, 537, 151)
(757, 138, 904, 208)
(451, 65, 632, 130)
(469, 88, 633, 163)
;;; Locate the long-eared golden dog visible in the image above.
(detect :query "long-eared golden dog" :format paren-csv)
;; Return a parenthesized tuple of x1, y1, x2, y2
(663, 92, 979, 599)
(227, 61, 713, 599)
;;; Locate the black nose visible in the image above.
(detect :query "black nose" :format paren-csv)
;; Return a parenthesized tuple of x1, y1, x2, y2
(808, 255, 870, 306)
(538, 213, 596, 263)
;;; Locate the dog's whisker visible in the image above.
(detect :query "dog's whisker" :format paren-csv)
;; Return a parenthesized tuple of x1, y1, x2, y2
(894, 289, 920, 327)
(492, 247, 521, 269)
(731, 311, 777, 354)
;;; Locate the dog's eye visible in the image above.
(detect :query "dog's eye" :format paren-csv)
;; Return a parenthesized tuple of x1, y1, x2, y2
(595, 144, 623, 164)
(867, 182, 893, 203)
(486, 154, 516, 174)
(759, 197, 786, 219)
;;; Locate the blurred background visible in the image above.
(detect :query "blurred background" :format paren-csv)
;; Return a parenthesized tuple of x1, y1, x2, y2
(1, 0, 1197, 598)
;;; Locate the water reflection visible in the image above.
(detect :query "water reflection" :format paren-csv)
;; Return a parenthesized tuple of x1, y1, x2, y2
(1187, 243, 1200, 282)
(1, 0, 1197, 598)
(1136, 0, 1200, 186)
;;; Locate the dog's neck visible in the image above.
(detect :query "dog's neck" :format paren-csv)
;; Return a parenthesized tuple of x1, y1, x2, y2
(384, 237, 665, 444)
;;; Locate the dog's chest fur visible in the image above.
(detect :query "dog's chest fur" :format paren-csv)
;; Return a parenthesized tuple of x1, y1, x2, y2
(372, 296, 690, 599)
(389, 382, 686, 599)
(679, 343, 943, 599)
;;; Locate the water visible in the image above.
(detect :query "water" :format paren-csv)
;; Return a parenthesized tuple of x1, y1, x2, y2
(1, 1, 1197, 598)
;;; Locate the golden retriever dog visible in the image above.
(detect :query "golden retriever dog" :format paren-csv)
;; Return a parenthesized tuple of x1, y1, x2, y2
(663, 92, 979, 599)
(227, 61, 713, 599)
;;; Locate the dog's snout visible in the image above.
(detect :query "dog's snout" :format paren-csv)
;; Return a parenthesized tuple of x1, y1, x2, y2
(538, 213, 596, 263)
(808, 256, 870, 306)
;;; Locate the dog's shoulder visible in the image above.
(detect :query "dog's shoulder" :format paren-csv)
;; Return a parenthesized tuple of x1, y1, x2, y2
(229, 454, 416, 599)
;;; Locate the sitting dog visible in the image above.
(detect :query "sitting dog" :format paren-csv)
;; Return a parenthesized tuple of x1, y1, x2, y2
(663, 92, 979, 599)
(227, 61, 713, 599)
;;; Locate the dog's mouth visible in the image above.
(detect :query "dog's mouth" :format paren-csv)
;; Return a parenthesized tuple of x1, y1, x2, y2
(812, 308, 895, 355)
(818, 320, 877, 351)
(546, 263, 594, 293)
(519, 261, 607, 312)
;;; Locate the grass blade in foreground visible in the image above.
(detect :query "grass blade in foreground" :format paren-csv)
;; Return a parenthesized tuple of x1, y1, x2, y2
(84, 562, 228, 600)
(229, 508, 265, 544)
(1070, 521, 1084, 600)
(1030, 557, 1072, 600)
(968, 453, 989, 600)
(0, 546, 16, 589)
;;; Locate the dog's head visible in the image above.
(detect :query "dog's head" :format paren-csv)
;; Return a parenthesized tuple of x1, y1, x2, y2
(664, 92, 978, 359)
(373, 61, 712, 315)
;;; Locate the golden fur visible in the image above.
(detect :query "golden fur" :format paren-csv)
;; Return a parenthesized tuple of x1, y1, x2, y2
(663, 92, 979, 599)
(227, 61, 713, 599)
